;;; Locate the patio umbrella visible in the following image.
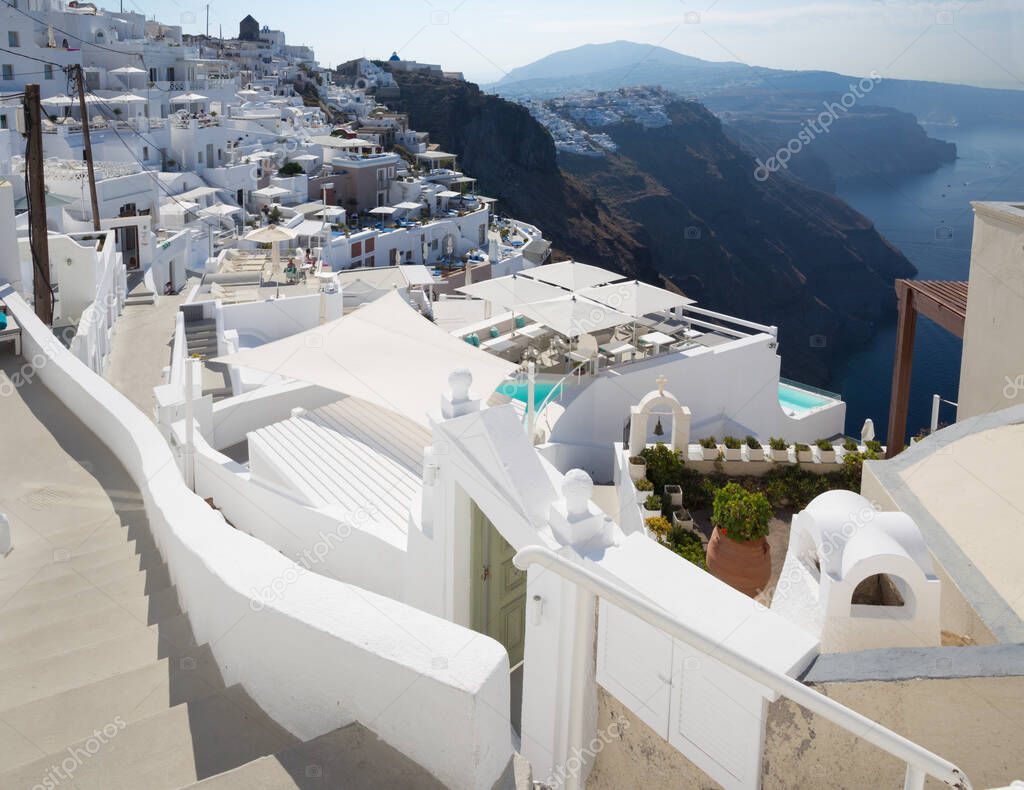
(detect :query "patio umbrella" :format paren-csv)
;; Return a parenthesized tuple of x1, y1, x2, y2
(580, 279, 696, 344)
(40, 93, 74, 107)
(512, 294, 632, 340)
(110, 65, 145, 89)
(170, 93, 209, 113)
(106, 93, 147, 104)
(521, 260, 625, 292)
(244, 223, 297, 281)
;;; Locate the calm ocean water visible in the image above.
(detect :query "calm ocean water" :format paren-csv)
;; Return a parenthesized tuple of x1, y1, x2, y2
(830, 125, 1024, 442)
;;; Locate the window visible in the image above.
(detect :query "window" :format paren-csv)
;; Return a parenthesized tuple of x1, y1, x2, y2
(1, 65, 12, 81)
(7, 31, 19, 47)
(43, 64, 53, 80)
(365, 255, 374, 267)
(149, 67, 157, 82)
(351, 241, 362, 257)
(0, 115, 7, 130)
(143, 146, 149, 160)
(365, 237, 375, 253)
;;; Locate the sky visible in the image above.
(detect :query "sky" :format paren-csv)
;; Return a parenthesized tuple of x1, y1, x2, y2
(144, 0, 1023, 89)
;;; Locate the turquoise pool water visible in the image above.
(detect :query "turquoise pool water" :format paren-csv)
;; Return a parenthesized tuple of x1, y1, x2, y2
(498, 379, 562, 405)
(779, 383, 832, 413)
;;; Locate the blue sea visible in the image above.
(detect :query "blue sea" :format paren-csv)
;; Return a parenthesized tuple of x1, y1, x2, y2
(830, 125, 1024, 442)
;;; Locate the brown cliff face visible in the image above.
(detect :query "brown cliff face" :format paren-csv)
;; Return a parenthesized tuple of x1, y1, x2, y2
(388, 72, 915, 384)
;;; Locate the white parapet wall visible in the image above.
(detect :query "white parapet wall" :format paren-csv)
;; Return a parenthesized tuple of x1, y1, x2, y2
(1, 284, 514, 790)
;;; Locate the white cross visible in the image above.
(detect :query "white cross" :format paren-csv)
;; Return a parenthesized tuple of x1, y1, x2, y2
(656, 374, 668, 396)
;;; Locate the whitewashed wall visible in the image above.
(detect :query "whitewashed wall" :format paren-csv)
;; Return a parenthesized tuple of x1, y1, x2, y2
(2, 286, 513, 790)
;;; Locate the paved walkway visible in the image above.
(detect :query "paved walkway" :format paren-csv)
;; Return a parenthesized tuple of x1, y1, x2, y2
(105, 291, 187, 418)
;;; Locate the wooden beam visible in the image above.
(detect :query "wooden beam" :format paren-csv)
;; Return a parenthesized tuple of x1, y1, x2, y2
(24, 84, 53, 325)
(886, 281, 917, 458)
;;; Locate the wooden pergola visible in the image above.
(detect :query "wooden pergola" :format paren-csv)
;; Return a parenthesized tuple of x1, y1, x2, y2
(886, 279, 968, 457)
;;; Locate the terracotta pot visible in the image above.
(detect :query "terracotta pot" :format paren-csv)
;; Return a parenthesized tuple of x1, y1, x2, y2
(706, 526, 771, 598)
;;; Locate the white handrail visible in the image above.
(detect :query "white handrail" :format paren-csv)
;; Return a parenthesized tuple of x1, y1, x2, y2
(513, 545, 972, 790)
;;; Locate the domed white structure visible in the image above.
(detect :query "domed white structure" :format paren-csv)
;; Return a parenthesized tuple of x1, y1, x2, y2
(771, 490, 940, 652)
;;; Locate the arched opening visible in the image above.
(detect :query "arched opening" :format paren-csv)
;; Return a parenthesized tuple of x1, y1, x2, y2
(851, 573, 906, 607)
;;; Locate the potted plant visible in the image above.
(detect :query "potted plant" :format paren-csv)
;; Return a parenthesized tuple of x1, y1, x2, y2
(628, 454, 647, 482)
(706, 483, 772, 598)
(745, 435, 764, 461)
(635, 476, 654, 504)
(672, 507, 695, 530)
(645, 515, 671, 542)
(663, 484, 683, 508)
(722, 436, 742, 461)
(842, 438, 859, 458)
(816, 439, 836, 463)
(795, 443, 813, 463)
(699, 436, 719, 461)
(865, 440, 883, 457)
(642, 494, 663, 521)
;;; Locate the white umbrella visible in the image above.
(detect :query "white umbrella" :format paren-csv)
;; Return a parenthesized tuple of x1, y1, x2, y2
(106, 93, 147, 104)
(521, 260, 625, 291)
(200, 203, 241, 217)
(171, 92, 209, 104)
(512, 294, 632, 340)
(315, 206, 345, 218)
(245, 224, 297, 279)
(110, 65, 145, 75)
(369, 206, 396, 215)
(40, 94, 74, 106)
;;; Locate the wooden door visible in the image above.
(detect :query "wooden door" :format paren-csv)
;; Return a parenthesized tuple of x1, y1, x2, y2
(471, 503, 526, 667)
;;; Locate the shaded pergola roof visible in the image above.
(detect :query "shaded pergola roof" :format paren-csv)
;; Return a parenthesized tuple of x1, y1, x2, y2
(512, 294, 633, 339)
(212, 291, 516, 427)
(886, 279, 969, 456)
(457, 273, 568, 310)
(579, 280, 694, 319)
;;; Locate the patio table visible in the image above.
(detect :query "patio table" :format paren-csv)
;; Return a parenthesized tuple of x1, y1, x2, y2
(516, 323, 548, 339)
(638, 331, 675, 355)
(600, 340, 636, 363)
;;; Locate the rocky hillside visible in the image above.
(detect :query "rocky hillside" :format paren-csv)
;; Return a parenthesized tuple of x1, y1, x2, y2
(388, 71, 915, 384)
(386, 71, 657, 282)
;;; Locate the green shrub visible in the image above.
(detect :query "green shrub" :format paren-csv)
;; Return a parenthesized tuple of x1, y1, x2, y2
(277, 161, 304, 176)
(865, 440, 882, 454)
(746, 436, 761, 449)
(815, 439, 834, 451)
(635, 477, 654, 492)
(843, 438, 859, 452)
(723, 436, 741, 450)
(644, 494, 663, 512)
(769, 437, 787, 451)
(645, 516, 671, 539)
(639, 444, 683, 493)
(711, 483, 771, 542)
(794, 443, 811, 453)
(667, 528, 706, 569)
(699, 436, 717, 449)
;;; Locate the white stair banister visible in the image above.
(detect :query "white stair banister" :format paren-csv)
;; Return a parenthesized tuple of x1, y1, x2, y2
(513, 545, 972, 790)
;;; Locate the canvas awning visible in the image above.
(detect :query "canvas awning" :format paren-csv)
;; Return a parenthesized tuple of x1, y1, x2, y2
(292, 219, 329, 237)
(511, 294, 632, 339)
(458, 273, 567, 311)
(579, 280, 695, 318)
(253, 185, 292, 197)
(170, 92, 209, 103)
(521, 260, 624, 291)
(369, 206, 396, 215)
(212, 290, 516, 427)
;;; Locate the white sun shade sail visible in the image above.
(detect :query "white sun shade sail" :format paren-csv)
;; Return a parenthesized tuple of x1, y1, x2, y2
(458, 273, 567, 311)
(521, 260, 625, 291)
(212, 290, 517, 427)
(244, 224, 297, 243)
(579, 280, 695, 318)
(252, 185, 292, 197)
(109, 65, 146, 75)
(369, 206, 397, 215)
(512, 294, 633, 339)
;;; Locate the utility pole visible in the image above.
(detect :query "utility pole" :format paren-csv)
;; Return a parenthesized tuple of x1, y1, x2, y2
(23, 84, 53, 324)
(205, 4, 209, 38)
(71, 65, 101, 232)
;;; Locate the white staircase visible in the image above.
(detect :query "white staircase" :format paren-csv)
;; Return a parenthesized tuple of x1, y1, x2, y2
(0, 358, 448, 789)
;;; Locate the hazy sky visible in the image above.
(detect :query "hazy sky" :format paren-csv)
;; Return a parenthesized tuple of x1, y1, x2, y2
(154, 0, 1022, 89)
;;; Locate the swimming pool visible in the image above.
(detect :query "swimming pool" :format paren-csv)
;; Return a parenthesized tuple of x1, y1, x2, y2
(497, 379, 562, 405)
(778, 382, 834, 414)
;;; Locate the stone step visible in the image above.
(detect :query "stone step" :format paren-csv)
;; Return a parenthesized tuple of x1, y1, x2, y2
(0, 588, 187, 668)
(0, 581, 180, 639)
(0, 559, 173, 615)
(0, 644, 222, 772)
(185, 319, 216, 331)
(181, 722, 446, 790)
(125, 294, 156, 306)
(1, 613, 196, 710)
(0, 683, 296, 790)
(0, 534, 153, 578)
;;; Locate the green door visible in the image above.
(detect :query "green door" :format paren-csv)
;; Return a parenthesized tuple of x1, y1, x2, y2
(471, 503, 527, 667)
